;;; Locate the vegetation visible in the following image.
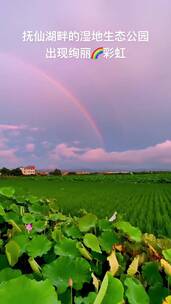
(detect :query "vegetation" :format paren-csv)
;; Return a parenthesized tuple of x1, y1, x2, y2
(0, 167, 22, 176)
(0, 187, 171, 303)
(49, 169, 62, 176)
(1, 173, 171, 236)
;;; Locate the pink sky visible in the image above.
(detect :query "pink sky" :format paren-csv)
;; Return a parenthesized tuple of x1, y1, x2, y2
(0, 1, 171, 169)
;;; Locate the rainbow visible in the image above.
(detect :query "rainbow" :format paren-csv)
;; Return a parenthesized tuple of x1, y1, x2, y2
(91, 47, 104, 60)
(1, 53, 103, 145)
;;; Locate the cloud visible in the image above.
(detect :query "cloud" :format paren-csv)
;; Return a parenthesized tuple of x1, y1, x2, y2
(49, 140, 171, 167)
(25, 143, 35, 153)
(0, 134, 20, 167)
(0, 125, 40, 166)
(0, 124, 40, 133)
(50, 143, 83, 161)
(80, 141, 171, 164)
(0, 124, 26, 131)
(0, 149, 20, 166)
(0, 124, 41, 168)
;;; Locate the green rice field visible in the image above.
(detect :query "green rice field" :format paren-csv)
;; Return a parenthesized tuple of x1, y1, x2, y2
(0, 173, 171, 236)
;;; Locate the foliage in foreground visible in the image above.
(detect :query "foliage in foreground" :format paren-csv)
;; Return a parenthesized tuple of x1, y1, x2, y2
(0, 187, 171, 304)
(1, 174, 171, 237)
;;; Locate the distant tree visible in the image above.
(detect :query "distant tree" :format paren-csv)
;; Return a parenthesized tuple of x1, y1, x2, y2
(11, 168, 23, 176)
(49, 169, 62, 176)
(0, 167, 11, 176)
(0, 167, 23, 176)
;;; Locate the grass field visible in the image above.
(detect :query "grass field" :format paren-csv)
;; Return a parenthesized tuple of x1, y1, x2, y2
(0, 173, 171, 237)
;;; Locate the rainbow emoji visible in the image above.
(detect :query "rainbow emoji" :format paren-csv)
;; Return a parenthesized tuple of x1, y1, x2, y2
(91, 47, 104, 60)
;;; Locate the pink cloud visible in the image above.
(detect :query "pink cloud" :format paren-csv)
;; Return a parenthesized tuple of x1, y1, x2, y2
(50, 143, 83, 161)
(81, 141, 171, 164)
(25, 143, 35, 153)
(0, 124, 40, 133)
(0, 125, 39, 167)
(0, 135, 20, 166)
(0, 149, 20, 166)
(0, 124, 26, 131)
(49, 140, 171, 166)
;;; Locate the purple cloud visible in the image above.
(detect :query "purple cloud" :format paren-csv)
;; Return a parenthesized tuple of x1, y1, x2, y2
(49, 140, 171, 167)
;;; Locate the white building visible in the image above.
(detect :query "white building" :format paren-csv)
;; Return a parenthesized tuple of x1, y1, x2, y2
(20, 166, 36, 176)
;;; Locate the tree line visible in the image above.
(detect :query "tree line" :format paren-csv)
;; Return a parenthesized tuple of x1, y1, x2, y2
(0, 167, 23, 176)
(0, 167, 63, 176)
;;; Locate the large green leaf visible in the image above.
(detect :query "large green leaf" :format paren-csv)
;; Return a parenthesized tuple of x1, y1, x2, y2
(142, 262, 163, 286)
(58, 289, 71, 304)
(26, 195, 40, 204)
(33, 220, 47, 232)
(5, 240, 20, 267)
(28, 203, 49, 216)
(102, 275, 124, 304)
(0, 268, 22, 283)
(75, 292, 96, 304)
(49, 213, 68, 221)
(9, 203, 20, 214)
(52, 227, 63, 242)
(64, 224, 82, 239)
(0, 276, 58, 304)
(0, 255, 9, 271)
(78, 214, 97, 232)
(148, 283, 169, 304)
(98, 219, 112, 231)
(115, 221, 142, 242)
(12, 234, 29, 254)
(54, 238, 81, 258)
(43, 256, 91, 293)
(94, 272, 124, 304)
(22, 213, 35, 224)
(0, 205, 5, 216)
(0, 187, 15, 198)
(84, 234, 101, 253)
(27, 235, 52, 257)
(125, 277, 150, 304)
(99, 231, 118, 253)
(163, 249, 171, 264)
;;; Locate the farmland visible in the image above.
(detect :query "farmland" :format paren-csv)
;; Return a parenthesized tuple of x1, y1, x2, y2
(0, 186, 171, 303)
(0, 173, 171, 237)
